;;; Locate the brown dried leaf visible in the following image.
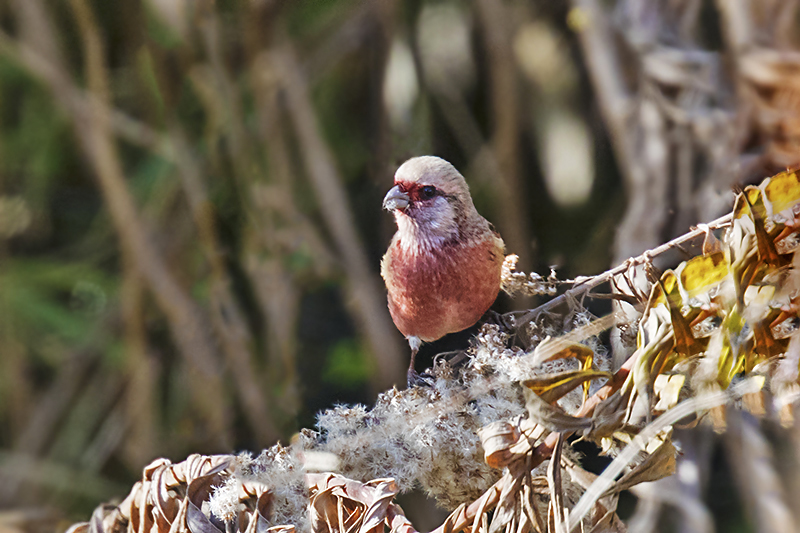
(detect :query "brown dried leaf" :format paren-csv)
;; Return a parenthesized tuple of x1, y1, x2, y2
(700, 225, 723, 255)
(65, 455, 258, 533)
(386, 504, 417, 533)
(187, 472, 226, 533)
(359, 480, 400, 533)
(740, 186, 784, 267)
(546, 434, 567, 533)
(604, 439, 677, 495)
(487, 474, 521, 533)
(308, 474, 401, 533)
(658, 271, 702, 357)
(589, 391, 627, 439)
(563, 461, 623, 533)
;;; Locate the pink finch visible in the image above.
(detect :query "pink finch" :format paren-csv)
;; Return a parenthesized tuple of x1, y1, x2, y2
(381, 156, 505, 384)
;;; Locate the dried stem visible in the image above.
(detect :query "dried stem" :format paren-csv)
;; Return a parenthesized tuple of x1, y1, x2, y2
(547, 434, 567, 533)
(120, 258, 159, 469)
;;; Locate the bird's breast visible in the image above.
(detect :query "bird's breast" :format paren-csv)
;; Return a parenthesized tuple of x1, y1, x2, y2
(381, 233, 504, 342)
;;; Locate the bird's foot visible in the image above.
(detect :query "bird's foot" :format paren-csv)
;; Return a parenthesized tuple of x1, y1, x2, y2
(406, 368, 435, 388)
(483, 309, 515, 332)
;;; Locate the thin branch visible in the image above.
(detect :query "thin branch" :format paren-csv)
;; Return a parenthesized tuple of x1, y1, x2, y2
(272, 42, 406, 391)
(120, 260, 159, 469)
(514, 212, 733, 326)
(0, 351, 95, 504)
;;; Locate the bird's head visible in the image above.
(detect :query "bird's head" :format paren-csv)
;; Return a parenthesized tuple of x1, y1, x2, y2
(383, 156, 481, 249)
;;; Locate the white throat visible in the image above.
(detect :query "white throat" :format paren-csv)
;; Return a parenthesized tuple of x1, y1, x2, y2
(395, 212, 450, 255)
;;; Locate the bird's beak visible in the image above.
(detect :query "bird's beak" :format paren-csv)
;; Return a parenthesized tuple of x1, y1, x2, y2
(383, 185, 410, 211)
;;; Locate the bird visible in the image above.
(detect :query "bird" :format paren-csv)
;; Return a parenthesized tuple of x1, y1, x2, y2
(381, 156, 505, 385)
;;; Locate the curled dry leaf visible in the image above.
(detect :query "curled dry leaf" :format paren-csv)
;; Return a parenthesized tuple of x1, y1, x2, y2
(603, 439, 677, 496)
(307, 473, 405, 533)
(523, 369, 611, 404)
(68, 454, 414, 533)
(524, 387, 592, 433)
(477, 420, 522, 469)
(531, 338, 595, 368)
(67, 455, 234, 533)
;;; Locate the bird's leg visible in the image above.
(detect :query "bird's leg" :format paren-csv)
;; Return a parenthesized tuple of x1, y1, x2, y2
(406, 336, 422, 388)
(407, 347, 419, 387)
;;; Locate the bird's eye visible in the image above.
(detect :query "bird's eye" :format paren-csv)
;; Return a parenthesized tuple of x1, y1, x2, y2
(420, 185, 437, 199)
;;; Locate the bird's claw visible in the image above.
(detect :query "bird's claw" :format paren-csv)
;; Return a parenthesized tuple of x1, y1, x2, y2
(484, 309, 515, 332)
(406, 369, 435, 388)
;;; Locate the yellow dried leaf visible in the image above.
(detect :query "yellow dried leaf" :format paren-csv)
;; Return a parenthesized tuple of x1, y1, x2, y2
(523, 369, 611, 404)
(763, 170, 800, 215)
(679, 252, 729, 297)
(532, 337, 595, 367)
(658, 271, 700, 357)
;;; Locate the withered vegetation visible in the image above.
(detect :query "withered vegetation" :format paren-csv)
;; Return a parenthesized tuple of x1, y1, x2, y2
(69, 171, 800, 533)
